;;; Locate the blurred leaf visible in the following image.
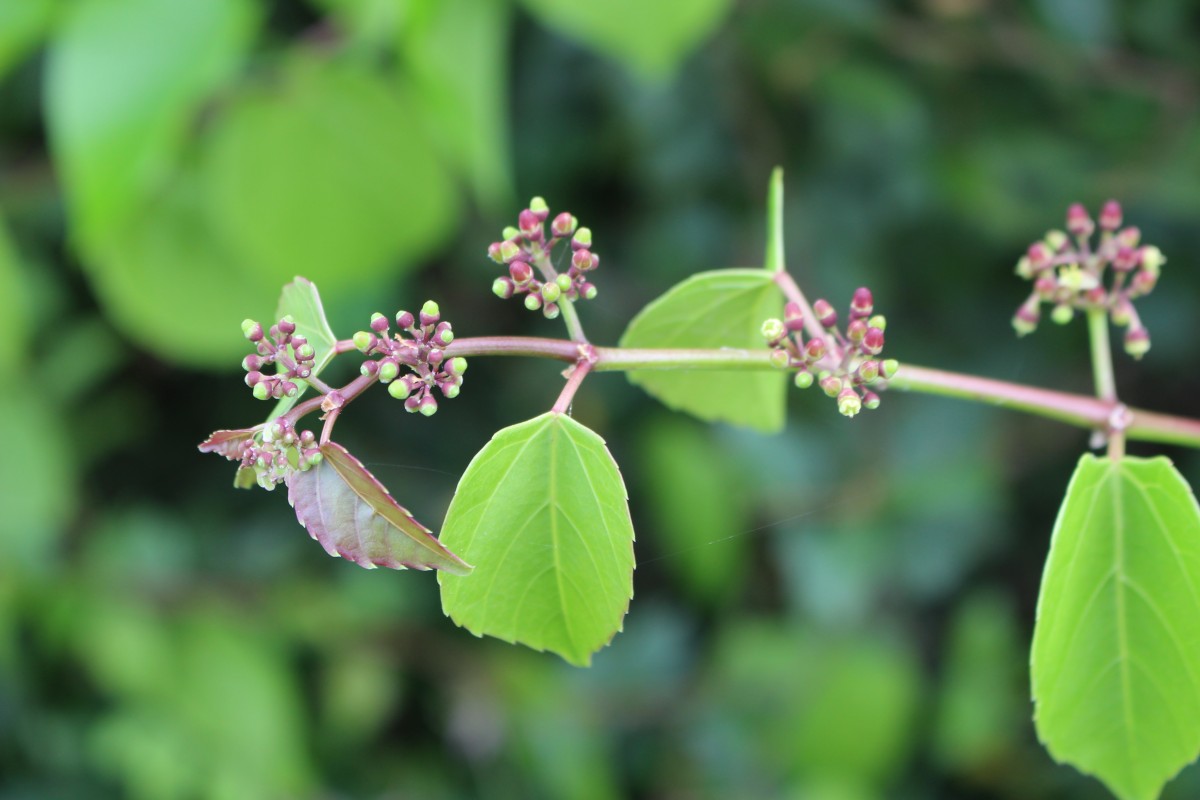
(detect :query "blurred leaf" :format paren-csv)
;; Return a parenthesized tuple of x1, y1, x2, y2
(0, 212, 29, 371)
(932, 591, 1023, 774)
(202, 55, 459, 294)
(46, 0, 257, 248)
(268, 277, 339, 419)
(0, 0, 55, 80)
(400, 0, 513, 208)
(637, 416, 747, 602)
(287, 441, 472, 573)
(1032, 455, 1200, 800)
(519, 0, 731, 79)
(320, 646, 401, 744)
(620, 269, 785, 432)
(0, 391, 74, 570)
(439, 412, 635, 666)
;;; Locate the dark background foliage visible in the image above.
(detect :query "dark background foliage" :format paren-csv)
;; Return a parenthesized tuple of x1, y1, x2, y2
(2, 0, 1200, 797)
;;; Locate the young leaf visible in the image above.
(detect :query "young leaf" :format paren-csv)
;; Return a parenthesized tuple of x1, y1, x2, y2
(1032, 454, 1200, 800)
(198, 428, 256, 460)
(619, 269, 785, 432)
(268, 277, 338, 420)
(438, 412, 635, 666)
(286, 442, 471, 575)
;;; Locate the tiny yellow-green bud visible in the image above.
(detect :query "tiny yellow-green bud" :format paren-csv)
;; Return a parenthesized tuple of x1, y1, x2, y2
(1051, 304, 1074, 325)
(1045, 230, 1068, 251)
(541, 281, 562, 304)
(769, 349, 791, 369)
(1015, 256, 1033, 279)
(448, 357, 468, 374)
(378, 360, 400, 383)
(421, 300, 440, 318)
(556, 273, 573, 291)
(352, 331, 374, 352)
(529, 196, 549, 214)
(867, 315, 886, 331)
(442, 383, 461, 399)
(881, 359, 900, 379)
(1140, 245, 1165, 276)
(502, 226, 520, 241)
(524, 293, 542, 311)
(794, 370, 814, 389)
(761, 318, 786, 343)
(388, 380, 411, 400)
(253, 382, 271, 400)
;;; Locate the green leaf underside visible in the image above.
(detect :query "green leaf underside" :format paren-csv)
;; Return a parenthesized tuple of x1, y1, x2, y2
(286, 442, 471, 575)
(619, 269, 785, 432)
(268, 277, 338, 420)
(438, 413, 635, 666)
(1032, 455, 1200, 800)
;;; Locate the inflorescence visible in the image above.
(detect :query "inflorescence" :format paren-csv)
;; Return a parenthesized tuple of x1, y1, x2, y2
(487, 197, 599, 319)
(241, 315, 316, 400)
(1012, 200, 1165, 359)
(237, 418, 323, 490)
(762, 287, 898, 418)
(353, 300, 466, 417)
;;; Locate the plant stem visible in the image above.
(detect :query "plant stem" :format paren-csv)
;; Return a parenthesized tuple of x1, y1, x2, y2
(552, 358, 594, 414)
(1088, 308, 1117, 403)
(558, 298, 589, 344)
(774, 270, 845, 361)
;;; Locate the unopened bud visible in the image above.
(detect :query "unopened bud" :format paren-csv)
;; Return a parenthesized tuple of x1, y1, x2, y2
(282, 381, 299, 397)
(447, 357, 468, 375)
(761, 318, 786, 344)
(1117, 226, 1141, 248)
(493, 277, 515, 299)
(543, 303, 560, 320)
(847, 319, 867, 343)
(551, 212, 577, 238)
(542, 281, 562, 304)
(572, 227, 592, 250)
(813, 299, 837, 328)
(419, 395, 438, 416)
(1110, 299, 1134, 327)
(245, 370, 263, 387)
(1027, 242, 1053, 270)
(863, 327, 884, 355)
(295, 343, 315, 360)
(1113, 246, 1139, 272)
(360, 360, 379, 377)
(242, 354, 263, 372)
(441, 382, 461, 399)
(370, 312, 389, 333)
(498, 240, 522, 263)
(794, 370, 814, 389)
(428, 349, 445, 365)
(396, 310, 415, 329)
(1099, 200, 1122, 231)
(805, 338, 826, 362)
(388, 379, 411, 400)
(857, 360, 880, 383)
(1051, 304, 1074, 325)
(242, 319, 264, 342)
(420, 300, 440, 326)
(378, 358, 400, 383)
(770, 349, 791, 369)
(1012, 300, 1040, 337)
(837, 387, 862, 418)
(519, 208, 542, 237)
(580, 282, 598, 300)
(352, 331, 375, 353)
(502, 225, 519, 240)
(507, 261, 532, 285)
(1130, 269, 1158, 296)
(278, 315, 297, 335)
(404, 394, 421, 413)
(1015, 256, 1033, 279)
(862, 391, 881, 410)
(556, 273, 573, 292)
(1044, 230, 1069, 252)
(524, 293, 543, 311)
(1034, 275, 1057, 297)
(1124, 327, 1150, 359)
(572, 249, 594, 271)
(881, 359, 899, 379)
(1066, 203, 1094, 238)
(1140, 245, 1165, 276)
(253, 381, 271, 401)
(529, 196, 549, 220)
(820, 375, 843, 397)
(851, 287, 873, 317)
(487, 242, 505, 263)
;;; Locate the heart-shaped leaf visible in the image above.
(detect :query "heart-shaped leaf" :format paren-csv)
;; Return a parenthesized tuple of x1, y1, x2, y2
(1032, 454, 1200, 800)
(438, 412, 635, 666)
(286, 442, 471, 574)
(268, 277, 338, 420)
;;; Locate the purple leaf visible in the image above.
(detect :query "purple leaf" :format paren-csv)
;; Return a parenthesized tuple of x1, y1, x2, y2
(286, 442, 472, 575)
(198, 428, 256, 460)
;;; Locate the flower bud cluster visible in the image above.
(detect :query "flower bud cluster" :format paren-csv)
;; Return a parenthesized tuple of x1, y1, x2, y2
(761, 287, 898, 418)
(1012, 200, 1164, 359)
(487, 197, 599, 320)
(241, 316, 317, 400)
(236, 418, 322, 490)
(352, 301, 466, 417)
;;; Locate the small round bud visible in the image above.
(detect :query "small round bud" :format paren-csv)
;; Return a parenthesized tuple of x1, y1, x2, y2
(1140, 245, 1165, 276)
(304, 449, 323, 468)
(541, 281, 562, 304)
(867, 315, 886, 331)
(820, 375, 843, 398)
(447, 357, 468, 375)
(300, 430, 316, 446)
(509, 260, 533, 284)
(851, 287, 873, 317)
(501, 226, 519, 241)
(1130, 269, 1158, 296)
(572, 249, 594, 271)
(761, 318, 786, 344)
(1099, 200, 1122, 232)
(813, 299, 837, 328)
(245, 370, 263, 387)
(253, 381, 271, 400)
(1110, 299, 1134, 327)
(360, 360, 379, 377)
(1034, 275, 1058, 297)
(487, 242, 505, 263)
(388, 379, 411, 400)
(441, 382, 461, 399)
(857, 360, 880, 383)
(352, 331, 375, 353)
(396, 310, 415, 329)
(282, 381, 298, 397)
(847, 319, 868, 343)
(370, 312, 389, 333)
(556, 273, 573, 292)
(493, 277, 515, 299)
(419, 395, 438, 417)
(378, 358, 400, 383)
(529, 196, 550, 219)
(862, 391, 881, 410)
(1015, 256, 1033, 280)
(1117, 226, 1141, 248)
(498, 240, 522, 263)
(524, 293, 543, 311)
(862, 327, 884, 354)
(278, 315, 297, 335)
(770, 349, 791, 369)
(837, 387, 862, 418)
(437, 328, 454, 346)
(1066, 203, 1094, 238)
(881, 359, 899, 380)
(543, 303, 560, 320)
(580, 282, 598, 300)
(1012, 301, 1040, 337)
(1113, 246, 1139, 272)
(572, 227, 592, 250)
(518, 209, 542, 237)
(404, 394, 421, 413)
(1044, 230, 1069, 252)
(295, 343, 315, 360)
(420, 300, 440, 326)
(551, 212, 577, 238)
(784, 301, 804, 321)
(242, 354, 263, 372)
(1124, 327, 1150, 359)
(793, 370, 814, 389)
(428, 349, 445, 365)
(242, 319, 265, 342)
(805, 338, 826, 362)
(1051, 304, 1074, 325)
(1027, 242, 1053, 270)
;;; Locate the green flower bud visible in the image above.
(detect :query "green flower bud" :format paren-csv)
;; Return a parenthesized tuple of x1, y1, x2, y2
(498, 240, 522, 263)
(442, 383, 461, 399)
(820, 375, 843, 397)
(837, 387, 862, 418)
(352, 331, 374, 353)
(493, 277, 515, 299)
(1140, 245, 1165, 276)
(572, 227, 593, 248)
(388, 380, 411, 400)
(253, 382, 271, 400)
(524, 293, 543, 311)
(448, 357, 468, 375)
(581, 283, 598, 300)
(543, 303, 560, 320)
(1015, 256, 1033, 279)
(241, 319, 263, 341)
(529, 196, 549, 214)
(761, 318, 786, 343)
(1045, 230, 1068, 251)
(794, 370, 814, 389)
(295, 343, 315, 360)
(1051, 304, 1074, 325)
(502, 226, 520, 241)
(437, 328, 454, 346)
(867, 315, 886, 331)
(378, 360, 400, 383)
(541, 281, 562, 304)
(769, 349, 791, 369)
(556, 273, 573, 291)
(421, 300, 440, 319)
(881, 359, 900, 379)
(1124, 327, 1150, 359)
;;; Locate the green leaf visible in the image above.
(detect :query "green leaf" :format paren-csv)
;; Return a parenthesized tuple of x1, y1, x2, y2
(519, 0, 731, 79)
(267, 277, 338, 420)
(202, 55, 459, 294)
(286, 442, 472, 575)
(399, 0, 513, 209)
(1032, 454, 1200, 800)
(0, 0, 56, 81)
(439, 412, 635, 666)
(619, 269, 785, 432)
(46, 0, 257, 249)
(0, 212, 29, 372)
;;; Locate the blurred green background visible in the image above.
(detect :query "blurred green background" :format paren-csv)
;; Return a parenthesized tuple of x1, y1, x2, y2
(3, 0, 1200, 797)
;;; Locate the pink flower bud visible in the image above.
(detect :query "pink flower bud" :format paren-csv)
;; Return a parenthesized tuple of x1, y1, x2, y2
(1034, 275, 1057, 297)
(851, 287, 873, 317)
(1027, 242, 1053, 270)
(498, 240, 522, 263)
(1099, 200, 1122, 231)
(862, 327, 885, 355)
(404, 394, 421, 412)
(278, 316, 297, 336)
(820, 375, 843, 397)
(244, 370, 263, 387)
(1117, 226, 1141, 248)
(242, 354, 263, 372)
(487, 242, 505, 263)
(847, 319, 867, 343)
(1113, 246, 1139, 272)
(519, 209, 543, 238)
(572, 249, 594, 271)
(1012, 299, 1040, 337)
(1066, 203, 1094, 238)
(862, 391, 881, 410)
(813, 299, 837, 328)
(419, 395, 438, 416)
(1124, 326, 1150, 359)
(528, 196, 550, 221)
(805, 338, 826, 362)
(509, 260, 533, 284)
(242, 319, 264, 342)
(551, 212, 577, 238)
(492, 277, 515, 299)
(370, 313, 389, 333)
(396, 310, 415, 329)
